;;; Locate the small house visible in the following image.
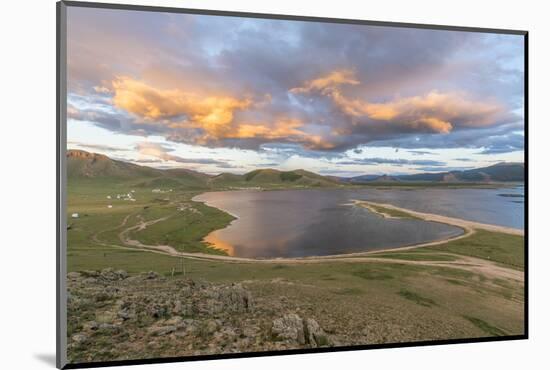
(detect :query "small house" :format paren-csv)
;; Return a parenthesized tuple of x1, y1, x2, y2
(107, 205, 113, 208)
(71, 213, 79, 218)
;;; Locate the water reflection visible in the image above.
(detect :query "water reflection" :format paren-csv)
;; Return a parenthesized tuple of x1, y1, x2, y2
(195, 187, 523, 258)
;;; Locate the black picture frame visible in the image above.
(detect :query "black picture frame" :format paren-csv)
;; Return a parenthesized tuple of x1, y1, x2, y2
(56, 1, 529, 368)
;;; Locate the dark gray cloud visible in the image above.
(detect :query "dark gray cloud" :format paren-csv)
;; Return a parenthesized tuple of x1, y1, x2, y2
(370, 122, 524, 154)
(416, 166, 476, 172)
(66, 7, 525, 156)
(336, 158, 446, 166)
(408, 150, 437, 156)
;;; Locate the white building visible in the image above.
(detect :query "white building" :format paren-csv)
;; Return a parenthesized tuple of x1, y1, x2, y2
(106, 195, 111, 199)
(107, 205, 113, 208)
(71, 213, 79, 218)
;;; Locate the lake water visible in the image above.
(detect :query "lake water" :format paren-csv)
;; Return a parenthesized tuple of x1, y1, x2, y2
(193, 187, 524, 258)
(194, 187, 524, 258)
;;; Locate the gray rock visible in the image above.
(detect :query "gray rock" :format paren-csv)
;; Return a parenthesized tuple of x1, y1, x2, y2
(172, 300, 182, 314)
(114, 270, 128, 280)
(82, 321, 99, 331)
(67, 272, 81, 280)
(82, 270, 99, 278)
(213, 284, 253, 313)
(97, 323, 122, 334)
(304, 318, 330, 347)
(148, 303, 168, 318)
(117, 308, 135, 321)
(272, 313, 305, 344)
(71, 333, 88, 344)
(100, 268, 119, 281)
(82, 277, 97, 285)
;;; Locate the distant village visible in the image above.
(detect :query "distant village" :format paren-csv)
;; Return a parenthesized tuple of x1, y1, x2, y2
(71, 188, 173, 218)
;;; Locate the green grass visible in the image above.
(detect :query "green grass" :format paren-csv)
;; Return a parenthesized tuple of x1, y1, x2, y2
(426, 229, 524, 270)
(352, 267, 395, 280)
(66, 181, 236, 272)
(370, 252, 459, 262)
(66, 181, 525, 341)
(364, 203, 421, 220)
(280, 171, 303, 182)
(127, 201, 234, 254)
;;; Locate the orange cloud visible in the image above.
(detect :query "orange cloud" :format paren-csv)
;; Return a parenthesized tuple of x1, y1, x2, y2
(291, 70, 505, 134)
(289, 69, 359, 94)
(226, 119, 333, 149)
(111, 77, 252, 134)
(232, 119, 304, 140)
(109, 77, 329, 148)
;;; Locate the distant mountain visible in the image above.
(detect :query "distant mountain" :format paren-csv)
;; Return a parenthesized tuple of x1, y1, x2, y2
(210, 168, 342, 188)
(347, 163, 524, 183)
(67, 150, 524, 189)
(67, 150, 162, 179)
(67, 150, 342, 189)
(67, 150, 209, 189)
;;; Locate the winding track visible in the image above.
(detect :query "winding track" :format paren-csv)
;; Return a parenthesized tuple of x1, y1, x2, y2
(90, 200, 524, 281)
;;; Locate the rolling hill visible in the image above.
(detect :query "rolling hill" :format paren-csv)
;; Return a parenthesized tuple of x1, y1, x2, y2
(67, 150, 210, 189)
(347, 162, 525, 184)
(67, 150, 524, 189)
(66, 150, 342, 189)
(209, 168, 342, 188)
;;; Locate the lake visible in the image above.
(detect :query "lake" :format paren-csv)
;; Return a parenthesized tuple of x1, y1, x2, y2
(193, 187, 523, 258)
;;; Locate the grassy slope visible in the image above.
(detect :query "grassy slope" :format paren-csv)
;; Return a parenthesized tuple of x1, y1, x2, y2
(425, 229, 525, 270)
(66, 179, 233, 273)
(67, 180, 525, 341)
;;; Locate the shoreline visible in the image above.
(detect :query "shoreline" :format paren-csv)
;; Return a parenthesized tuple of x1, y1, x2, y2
(113, 198, 523, 264)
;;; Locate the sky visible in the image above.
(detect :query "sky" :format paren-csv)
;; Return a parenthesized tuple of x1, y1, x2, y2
(66, 7, 525, 177)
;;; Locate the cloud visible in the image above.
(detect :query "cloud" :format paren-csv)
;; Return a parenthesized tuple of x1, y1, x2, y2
(416, 166, 475, 172)
(336, 157, 446, 166)
(68, 141, 130, 152)
(408, 150, 436, 156)
(111, 76, 252, 130)
(289, 69, 359, 94)
(290, 70, 513, 140)
(134, 142, 229, 165)
(66, 8, 524, 156)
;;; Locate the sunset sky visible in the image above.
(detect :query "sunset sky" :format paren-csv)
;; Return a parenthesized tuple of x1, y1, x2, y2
(66, 7, 525, 176)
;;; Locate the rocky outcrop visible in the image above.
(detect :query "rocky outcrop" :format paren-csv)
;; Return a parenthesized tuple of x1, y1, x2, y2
(66, 269, 332, 363)
(272, 314, 330, 347)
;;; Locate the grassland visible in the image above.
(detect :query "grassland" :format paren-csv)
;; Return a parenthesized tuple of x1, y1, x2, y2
(66, 180, 525, 345)
(425, 229, 525, 270)
(355, 202, 421, 220)
(66, 179, 234, 272)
